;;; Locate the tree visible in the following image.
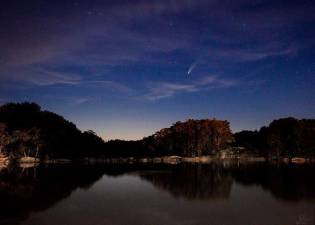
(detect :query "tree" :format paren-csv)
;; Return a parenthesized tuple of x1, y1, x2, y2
(0, 123, 10, 154)
(234, 117, 315, 157)
(0, 102, 105, 159)
(144, 119, 234, 157)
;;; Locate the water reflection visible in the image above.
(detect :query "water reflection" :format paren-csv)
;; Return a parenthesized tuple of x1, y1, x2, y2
(137, 162, 315, 202)
(0, 162, 314, 225)
(231, 162, 315, 202)
(0, 165, 105, 225)
(138, 163, 234, 200)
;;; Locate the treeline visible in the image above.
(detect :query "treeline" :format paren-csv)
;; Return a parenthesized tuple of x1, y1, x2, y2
(0, 102, 314, 160)
(0, 102, 235, 159)
(103, 119, 233, 158)
(0, 102, 105, 159)
(234, 118, 315, 158)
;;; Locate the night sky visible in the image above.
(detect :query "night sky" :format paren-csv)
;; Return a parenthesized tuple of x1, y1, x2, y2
(0, 0, 314, 140)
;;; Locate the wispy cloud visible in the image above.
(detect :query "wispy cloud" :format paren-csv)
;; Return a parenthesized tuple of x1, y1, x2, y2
(0, 66, 133, 97)
(26, 68, 81, 86)
(43, 95, 94, 105)
(207, 44, 298, 62)
(82, 80, 133, 93)
(72, 97, 91, 105)
(0, 67, 81, 86)
(0, 0, 313, 103)
(2, 0, 310, 71)
(143, 75, 238, 101)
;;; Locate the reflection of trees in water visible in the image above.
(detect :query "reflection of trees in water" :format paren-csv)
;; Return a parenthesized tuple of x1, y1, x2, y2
(139, 164, 234, 200)
(1, 163, 315, 224)
(137, 162, 315, 202)
(232, 163, 315, 202)
(0, 165, 105, 225)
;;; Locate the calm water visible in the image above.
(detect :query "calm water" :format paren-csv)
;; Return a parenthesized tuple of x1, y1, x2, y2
(1, 162, 314, 225)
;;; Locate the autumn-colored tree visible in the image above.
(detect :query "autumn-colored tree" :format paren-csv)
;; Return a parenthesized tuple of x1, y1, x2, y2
(145, 119, 234, 157)
(0, 123, 10, 154)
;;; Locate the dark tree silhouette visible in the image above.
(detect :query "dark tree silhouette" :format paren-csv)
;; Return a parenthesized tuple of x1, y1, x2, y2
(234, 117, 315, 157)
(0, 102, 106, 159)
(1, 102, 314, 160)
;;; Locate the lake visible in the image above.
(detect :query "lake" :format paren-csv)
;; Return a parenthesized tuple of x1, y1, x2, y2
(0, 162, 314, 225)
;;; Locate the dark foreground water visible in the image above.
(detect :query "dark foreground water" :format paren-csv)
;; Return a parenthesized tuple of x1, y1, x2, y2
(0, 162, 314, 225)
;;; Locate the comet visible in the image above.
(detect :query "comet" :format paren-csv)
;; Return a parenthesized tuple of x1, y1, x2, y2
(187, 61, 198, 75)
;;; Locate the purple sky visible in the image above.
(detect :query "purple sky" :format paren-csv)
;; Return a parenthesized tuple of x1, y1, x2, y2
(1, 0, 315, 140)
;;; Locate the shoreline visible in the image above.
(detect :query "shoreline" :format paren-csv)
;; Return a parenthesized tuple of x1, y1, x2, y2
(1, 155, 315, 168)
